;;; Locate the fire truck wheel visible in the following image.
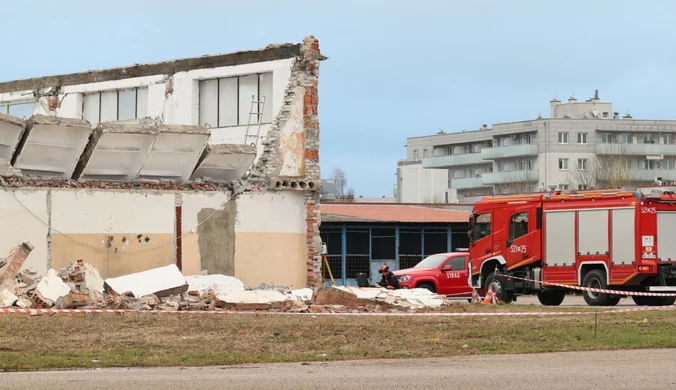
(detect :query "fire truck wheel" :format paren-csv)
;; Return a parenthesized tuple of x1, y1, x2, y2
(582, 269, 611, 306)
(658, 296, 676, 306)
(606, 296, 622, 306)
(632, 295, 661, 306)
(537, 292, 565, 306)
(484, 272, 513, 304)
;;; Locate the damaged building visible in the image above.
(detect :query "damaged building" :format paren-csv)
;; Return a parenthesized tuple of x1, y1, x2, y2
(0, 36, 326, 289)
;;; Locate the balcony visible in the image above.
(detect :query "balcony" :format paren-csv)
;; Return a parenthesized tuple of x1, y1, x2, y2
(596, 143, 676, 156)
(481, 144, 539, 160)
(451, 176, 486, 190)
(481, 170, 539, 185)
(632, 170, 676, 182)
(422, 152, 486, 168)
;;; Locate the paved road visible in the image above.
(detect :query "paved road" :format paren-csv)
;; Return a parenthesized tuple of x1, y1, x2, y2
(2, 349, 675, 389)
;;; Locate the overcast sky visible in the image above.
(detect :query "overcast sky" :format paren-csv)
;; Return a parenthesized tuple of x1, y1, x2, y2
(3, 0, 676, 197)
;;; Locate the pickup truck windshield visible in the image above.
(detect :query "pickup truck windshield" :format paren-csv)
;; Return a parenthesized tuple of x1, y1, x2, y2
(414, 254, 448, 269)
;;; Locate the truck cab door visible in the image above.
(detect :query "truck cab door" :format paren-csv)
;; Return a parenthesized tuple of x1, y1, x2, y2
(503, 207, 534, 269)
(439, 255, 470, 295)
(469, 212, 493, 277)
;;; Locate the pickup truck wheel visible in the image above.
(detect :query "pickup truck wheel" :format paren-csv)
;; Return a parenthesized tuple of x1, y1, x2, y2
(537, 292, 565, 306)
(582, 269, 611, 306)
(417, 283, 436, 293)
(484, 272, 513, 304)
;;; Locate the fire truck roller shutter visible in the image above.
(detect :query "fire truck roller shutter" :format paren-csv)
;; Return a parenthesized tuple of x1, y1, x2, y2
(657, 212, 676, 262)
(578, 209, 609, 257)
(611, 208, 635, 265)
(544, 210, 575, 267)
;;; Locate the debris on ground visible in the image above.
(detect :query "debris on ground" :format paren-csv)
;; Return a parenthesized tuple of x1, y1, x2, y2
(0, 243, 460, 312)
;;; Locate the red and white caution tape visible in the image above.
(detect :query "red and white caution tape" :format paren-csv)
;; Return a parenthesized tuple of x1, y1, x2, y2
(1, 306, 675, 317)
(495, 272, 676, 297)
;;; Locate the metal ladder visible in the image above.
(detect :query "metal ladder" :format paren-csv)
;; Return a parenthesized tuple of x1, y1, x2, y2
(243, 95, 266, 149)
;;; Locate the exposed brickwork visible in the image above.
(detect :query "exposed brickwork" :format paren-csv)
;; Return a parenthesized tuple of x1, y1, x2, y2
(312, 286, 358, 309)
(0, 177, 234, 192)
(304, 149, 319, 159)
(0, 242, 34, 289)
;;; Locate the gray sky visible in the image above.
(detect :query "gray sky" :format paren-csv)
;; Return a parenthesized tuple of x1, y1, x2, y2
(3, 0, 675, 196)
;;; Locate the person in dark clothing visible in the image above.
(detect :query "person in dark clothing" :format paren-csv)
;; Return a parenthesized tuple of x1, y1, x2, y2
(377, 264, 401, 289)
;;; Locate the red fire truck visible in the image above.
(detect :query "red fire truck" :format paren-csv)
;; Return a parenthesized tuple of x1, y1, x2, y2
(468, 187, 676, 307)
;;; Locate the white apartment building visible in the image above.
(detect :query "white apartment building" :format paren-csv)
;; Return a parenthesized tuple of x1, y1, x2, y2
(396, 91, 676, 203)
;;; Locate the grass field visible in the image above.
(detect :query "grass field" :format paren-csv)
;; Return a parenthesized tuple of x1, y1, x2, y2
(1, 303, 676, 371)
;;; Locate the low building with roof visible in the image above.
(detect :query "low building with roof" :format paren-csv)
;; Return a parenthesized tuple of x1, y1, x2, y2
(319, 202, 470, 286)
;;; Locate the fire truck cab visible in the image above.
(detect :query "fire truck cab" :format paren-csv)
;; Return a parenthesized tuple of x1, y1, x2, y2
(468, 187, 676, 306)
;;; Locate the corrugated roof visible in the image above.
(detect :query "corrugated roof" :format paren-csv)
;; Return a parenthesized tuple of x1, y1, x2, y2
(320, 203, 470, 224)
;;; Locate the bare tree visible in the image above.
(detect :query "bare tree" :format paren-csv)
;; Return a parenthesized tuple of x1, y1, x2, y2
(568, 144, 634, 190)
(331, 168, 347, 199)
(493, 160, 535, 194)
(422, 193, 445, 203)
(344, 188, 355, 202)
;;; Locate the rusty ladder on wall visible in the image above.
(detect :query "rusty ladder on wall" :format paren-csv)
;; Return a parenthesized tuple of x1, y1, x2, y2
(243, 95, 266, 149)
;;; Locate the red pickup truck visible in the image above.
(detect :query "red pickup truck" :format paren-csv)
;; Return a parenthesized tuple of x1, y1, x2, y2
(392, 251, 473, 296)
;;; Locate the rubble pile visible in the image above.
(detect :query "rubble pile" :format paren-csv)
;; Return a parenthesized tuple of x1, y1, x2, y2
(0, 242, 456, 313)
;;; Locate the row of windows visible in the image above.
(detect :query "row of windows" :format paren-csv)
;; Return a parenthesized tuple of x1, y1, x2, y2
(602, 133, 674, 145)
(558, 132, 587, 144)
(559, 158, 675, 171)
(1, 73, 274, 128)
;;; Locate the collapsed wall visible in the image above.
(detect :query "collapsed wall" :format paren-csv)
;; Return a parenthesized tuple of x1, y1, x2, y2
(0, 35, 324, 289)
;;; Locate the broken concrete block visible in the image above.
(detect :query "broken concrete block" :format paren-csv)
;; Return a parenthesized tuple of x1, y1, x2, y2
(312, 286, 358, 310)
(291, 288, 314, 303)
(140, 294, 159, 307)
(0, 288, 18, 307)
(0, 113, 26, 164)
(137, 124, 210, 181)
(12, 115, 92, 178)
(35, 269, 71, 303)
(103, 264, 188, 298)
(191, 143, 256, 182)
(15, 297, 32, 308)
(0, 157, 21, 178)
(19, 268, 38, 285)
(185, 274, 245, 296)
(0, 242, 34, 288)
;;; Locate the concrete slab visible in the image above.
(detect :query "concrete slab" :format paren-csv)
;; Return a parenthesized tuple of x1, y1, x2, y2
(0, 113, 25, 163)
(138, 124, 210, 181)
(103, 264, 188, 298)
(35, 269, 71, 303)
(73, 123, 156, 181)
(12, 115, 92, 178)
(191, 144, 256, 182)
(185, 274, 245, 295)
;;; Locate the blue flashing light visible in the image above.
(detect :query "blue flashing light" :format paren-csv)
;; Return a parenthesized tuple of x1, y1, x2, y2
(455, 248, 469, 252)
(475, 196, 483, 202)
(633, 191, 643, 200)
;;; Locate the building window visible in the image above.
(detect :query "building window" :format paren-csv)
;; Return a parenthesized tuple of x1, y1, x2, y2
(663, 134, 674, 145)
(423, 149, 428, 158)
(626, 160, 633, 170)
(558, 132, 568, 144)
(644, 160, 656, 170)
(665, 159, 674, 170)
(578, 184, 589, 190)
(577, 132, 588, 144)
(558, 158, 569, 170)
(644, 134, 655, 144)
(622, 133, 633, 144)
(413, 150, 419, 160)
(603, 112, 608, 118)
(577, 158, 588, 170)
(0, 102, 35, 119)
(198, 73, 273, 128)
(83, 88, 149, 123)
(558, 184, 569, 190)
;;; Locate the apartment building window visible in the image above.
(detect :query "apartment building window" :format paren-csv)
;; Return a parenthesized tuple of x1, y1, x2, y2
(83, 87, 149, 123)
(0, 102, 35, 119)
(423, 149, 428, 158)
(665, 159, 674, 169)
(644, 134, 656, 144)
(643, 160, 656, 170)
(199, 73, 273, 128)
(602, 133, 633, 144)
(626, 160, 633, 170)
(621, 133, 633, 144)
(577, 132, 588, 144)
(413, 150, 419, 160)
(447, 170, 452, 188)
(663, 134, 675, 145)
(558, 158, 569, 170)
(558, 184, 569, 190)
(578, 184, 589, 190)
(558, 132, 568, 144)
(577, 158, 588, 171)
(603, 112, 608, 118)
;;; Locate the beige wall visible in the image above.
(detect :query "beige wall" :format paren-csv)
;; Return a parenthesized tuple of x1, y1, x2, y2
(0, 187, 308, 287)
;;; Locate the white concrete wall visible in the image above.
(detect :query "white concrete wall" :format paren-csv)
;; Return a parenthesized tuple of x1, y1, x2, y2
(0, 189, 49, 274)
(398, 163, 448, 203)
